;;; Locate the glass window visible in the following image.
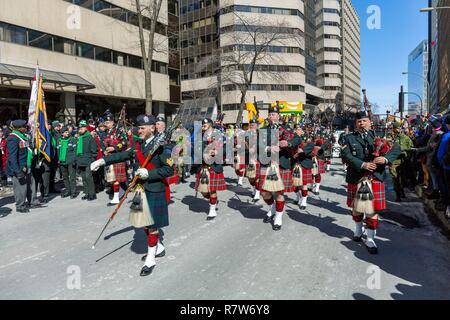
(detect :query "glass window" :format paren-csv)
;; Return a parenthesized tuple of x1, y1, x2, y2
(128, 55, 142, 69)
(73, 0, 94, 10)
(53, 36, 75, 55)
(0, 23, 27, 45)
(113, 52, 126, 66)
(28, 30, 52, 50)
(111, 8, 128, 22)
(94, 0, 112, 16)
(76, 42, 94, 59)
(95, 47, 112, 63)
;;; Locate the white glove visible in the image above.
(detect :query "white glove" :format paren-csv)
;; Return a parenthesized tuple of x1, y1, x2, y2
(90, 158, 106, 171)
(136, 168, 149, 180)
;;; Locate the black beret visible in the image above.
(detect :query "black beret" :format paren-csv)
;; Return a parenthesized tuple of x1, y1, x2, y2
(136, 115, 156, 126)
(61, 126, 69, 133)
(355, 110, 370, 120)
(156, 116, 165, 123)
(268, 105, 280, 114)
(249, 118, 258, 124)
(12, 120, 27, 128)
(104, 113, 114, 122)
(202, 118, 213, 125)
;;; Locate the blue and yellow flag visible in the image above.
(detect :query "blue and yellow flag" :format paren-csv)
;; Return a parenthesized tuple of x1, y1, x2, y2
(34, 75, 52, 162)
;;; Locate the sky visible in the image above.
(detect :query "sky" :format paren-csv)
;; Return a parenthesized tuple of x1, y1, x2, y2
(352, 0, 429, 114)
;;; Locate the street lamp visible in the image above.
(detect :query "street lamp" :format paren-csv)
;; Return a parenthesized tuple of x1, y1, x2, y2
(402, 71, 430, 115)
(420, 6, 450, 12)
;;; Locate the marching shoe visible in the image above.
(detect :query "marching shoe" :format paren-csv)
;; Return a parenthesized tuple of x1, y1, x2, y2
(140, 246, 157, 276)
(81, 195, 88, 200)
(16, 208, 30, 213)
(88, 195, 97, 201)
(140, 265, 155, 277)
(263, 204, 275, 223)
(272, 211, 283, 231)
(61, 192, 70, 198)
(207, 204, 217, 220)
(353, 221, 364, 242)
(365, 229, 378, 254)
(70, 194, 78, 199)
(238, 176, 244, 186)
(313, 183, 320, 195)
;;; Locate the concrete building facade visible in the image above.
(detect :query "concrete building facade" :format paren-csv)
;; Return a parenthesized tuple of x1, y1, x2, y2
(180, 0, 360, 124)
(0, 0, 180, 123)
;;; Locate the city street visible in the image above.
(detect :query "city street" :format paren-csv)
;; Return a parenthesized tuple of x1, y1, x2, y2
(1, 160, 450, 300)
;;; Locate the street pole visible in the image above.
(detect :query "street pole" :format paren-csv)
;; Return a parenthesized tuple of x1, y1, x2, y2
(402, 71, 430, 116)
(405, 92, 423, 117)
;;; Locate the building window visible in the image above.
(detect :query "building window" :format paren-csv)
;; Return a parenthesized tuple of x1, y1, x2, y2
(73, 0, 94, 10)
(76, 43, 95, 59)
(28, 30, 52, 50)
(95, 47, 112, 63)
(53, 36, 75, 55)
(0, 22, 26, 45)
(94, 0, 112, 16)
(128, 55, 142, 69)
(113, 52, 126, 66)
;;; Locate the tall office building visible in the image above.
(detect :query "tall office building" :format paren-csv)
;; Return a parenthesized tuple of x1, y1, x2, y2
(437, 0, 450, 112)
(180, 0, 361, 124)
(0, 0, 180, 122)
(407, 40, 429, 117)
(428, 0, 439, 114)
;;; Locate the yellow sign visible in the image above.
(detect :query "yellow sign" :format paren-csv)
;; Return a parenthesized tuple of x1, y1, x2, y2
(272, 101, 304, 114)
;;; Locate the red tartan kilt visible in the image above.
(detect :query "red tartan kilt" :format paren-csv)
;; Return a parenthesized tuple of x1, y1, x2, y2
(302, 167, 313, 185)
(318, 159, 326, 174)
(248, 161, 261, 188)
(259, 167, 294, 193)
(112, 163, 127, 182)
(347, 180, 386, 211)
(195, 168, 227, 192)
(166, 165, 179, 185)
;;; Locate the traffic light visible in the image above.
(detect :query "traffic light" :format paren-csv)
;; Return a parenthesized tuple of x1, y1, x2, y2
(399, 85, 404, 114)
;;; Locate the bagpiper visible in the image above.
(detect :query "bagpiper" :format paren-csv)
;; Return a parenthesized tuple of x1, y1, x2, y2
(90, 115, 174, 276)
(292, 124, 315, 210)
(244, 118, 260, 202)
(102, 113, 129, 206)
(259, 105, 300, 231)
(194, 118, 227, 220)
(341, 111, 400, 254)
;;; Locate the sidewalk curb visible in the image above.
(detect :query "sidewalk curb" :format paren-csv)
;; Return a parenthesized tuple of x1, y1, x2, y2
(416, 186, 450, 239)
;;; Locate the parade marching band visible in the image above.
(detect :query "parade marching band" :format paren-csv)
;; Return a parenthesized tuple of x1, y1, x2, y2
(6, 103, 407, 277)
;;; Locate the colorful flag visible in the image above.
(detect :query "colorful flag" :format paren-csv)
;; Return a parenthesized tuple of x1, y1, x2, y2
(28, 67, 40, 140)
(35, 73, 52, 162)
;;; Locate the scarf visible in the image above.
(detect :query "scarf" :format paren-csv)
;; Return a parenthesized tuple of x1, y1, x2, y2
(11, 130, 33, 168)
(76, 132, 91, 156)
(59, 137, 70, 163)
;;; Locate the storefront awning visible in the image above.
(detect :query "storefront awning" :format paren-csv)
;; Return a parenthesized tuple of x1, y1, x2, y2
(0, 63, 95, 91)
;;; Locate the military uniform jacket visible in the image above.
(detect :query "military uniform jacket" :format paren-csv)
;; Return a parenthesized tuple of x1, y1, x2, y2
(104, 140, 174, 193)
(341, 130, 401, 184)
(193, 130, 224, 174)
(6, 133, 29, 176)
(75, 135, 99, 167)
(295, 137, 315, 169)
(258, 124, 301, 170)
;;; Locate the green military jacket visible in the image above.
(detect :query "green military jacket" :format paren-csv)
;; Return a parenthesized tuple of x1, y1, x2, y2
(341, 130, 401, 184)
(104, 140, 174, 193)
(258, 124, 301, 170)
(75, 134, 99, 167)
(294, 135, 315, 169)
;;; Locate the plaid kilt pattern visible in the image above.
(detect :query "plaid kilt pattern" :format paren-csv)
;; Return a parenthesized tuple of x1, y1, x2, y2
(146, 191, 169, 229)
(317, 159, 326, 174)
(302, 167, 313, 185)
(248, 161, 261, 188)
(347, 179, 386, 211)
(112, 162, 127, 183)
(195, 167, 227, 192)
(259, 166, 295, 193)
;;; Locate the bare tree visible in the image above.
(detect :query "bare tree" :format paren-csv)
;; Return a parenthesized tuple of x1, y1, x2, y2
(204, 12, 303, 126)
(135, 0, 164, 115)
